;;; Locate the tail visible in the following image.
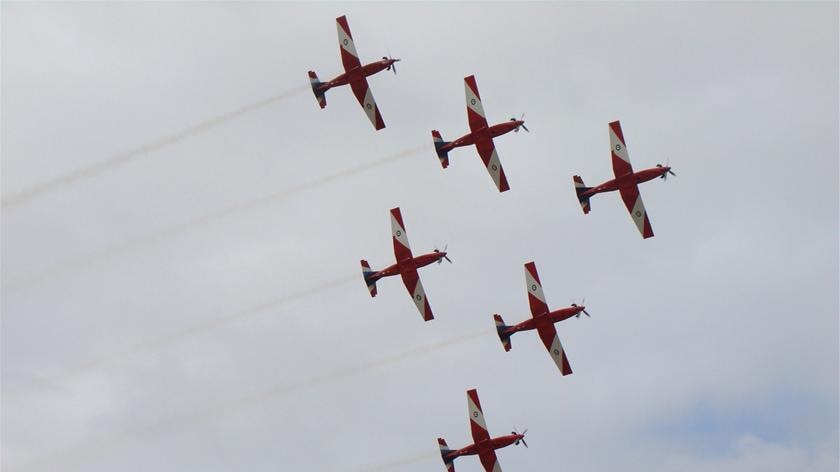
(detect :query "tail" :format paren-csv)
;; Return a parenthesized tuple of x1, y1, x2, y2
(360, 260, 378, 297)
(437, 438, 456, 472)
(573, 175, 592, 214)
(493, 314, 513, 352)
(308, 71, 327, 109)
(431, 130, 451, 168)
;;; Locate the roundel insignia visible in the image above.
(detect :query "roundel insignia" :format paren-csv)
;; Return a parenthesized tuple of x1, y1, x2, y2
(472, 412, 479, 418)
(491, 165, 497, 171)
(343, 39, 349, 46)
(366, 103, 373, 109)
(396, 230, 402, 236)
(531, 284, 537, 291)
(635, 210, 642, 217)
(615, 144, 622, 151)
(416, 294, 422, 301)
(553, 349, 560, 355)
(471, 98, 476, 105)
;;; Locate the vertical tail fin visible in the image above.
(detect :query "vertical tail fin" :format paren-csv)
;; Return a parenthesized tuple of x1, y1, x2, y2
(308, 71, 327, 109)
(431, 130, 451, 168)
(493, 314, 513, 352)
(573, 175, 592, 214)
(437, 438, 455, 472)
(360, 260, 378, 297)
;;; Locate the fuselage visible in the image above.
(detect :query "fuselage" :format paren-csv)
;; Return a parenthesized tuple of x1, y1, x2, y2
(502, 306, 586, 335)
(441, 120, 524, 152)
(446, 434, 524, 459)
(319, 58, 399, 90)
(581, 166, 670, 198)
(373, 251, 446, 278)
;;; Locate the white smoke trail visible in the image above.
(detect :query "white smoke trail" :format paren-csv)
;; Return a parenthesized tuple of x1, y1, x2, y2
(5, 274, 358, 397)
(7, 144, 426, 291)
(15, 328, 492, 472)
(1, 86, 308, 209)
(351, 452, 437, 472)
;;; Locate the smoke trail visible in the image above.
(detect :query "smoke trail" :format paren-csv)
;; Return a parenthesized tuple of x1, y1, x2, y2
(1, 86, 307, 209)
(5, 274, 358, 397)
(15, 328, 491, 472)
(351, 452, 437, 472)
(8, 144, 426, 291)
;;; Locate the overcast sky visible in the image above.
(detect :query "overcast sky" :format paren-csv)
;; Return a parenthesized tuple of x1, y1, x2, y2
(2, 2, 838, 472)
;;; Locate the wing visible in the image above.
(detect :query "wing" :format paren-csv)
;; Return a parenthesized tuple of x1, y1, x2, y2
(400, 269, 433, 321)
(390, 207, 413, 262)
(350, 78, 386, 130)
(475, 140, 510, 192)
(618, 184, 654, 238)
(536, 323, 573, 376)
(524, 262, 549, 316)
(609, 120, 634, 178)
(464, 76, 489, 132)
(467, 389, 491, 443)
(336, 15, 362, 72)
(478, 450, 503, 472)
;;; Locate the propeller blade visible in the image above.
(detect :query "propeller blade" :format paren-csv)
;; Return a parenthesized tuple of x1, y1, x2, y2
(583, 309, 591, 317)
(521, 124, 529, 132)
(521, 439, 528, 448)
(444, 255, 452, 263)
(668, 169, 676, 176)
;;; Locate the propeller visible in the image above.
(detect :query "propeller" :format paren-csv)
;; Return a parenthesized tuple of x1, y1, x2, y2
(510, 113, 529, 133)
(383, 51, 400, 75)
(656, 159, 676, 180)
(512, 427, 528, 447)
(571, 298, 590, 318)
(433, 244, 452, 264)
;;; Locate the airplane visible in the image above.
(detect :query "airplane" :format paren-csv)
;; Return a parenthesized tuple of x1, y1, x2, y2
(360, 207, 450, 321)
(308, 15, 400, 130)
(493, 262, 588, 376)
(573, 120, 675, 239)
(431, 75, 528, 192)
(438, 388, 527, 472)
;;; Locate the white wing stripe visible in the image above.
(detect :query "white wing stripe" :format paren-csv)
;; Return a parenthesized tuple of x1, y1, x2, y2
(391, 213, 411, 251)
(485, 149, 503, 190)
(609, 126, 631, 164)
(361, 87, 379, 128)
(631, 194, 647, 235)
(465, 82, 486, 119)
(525, 267, 547, 305)
(467, 395, 488, 432)
(337, 22, 359, 59)
(411, 279, 428, 318)
(549, 336, 566, 370)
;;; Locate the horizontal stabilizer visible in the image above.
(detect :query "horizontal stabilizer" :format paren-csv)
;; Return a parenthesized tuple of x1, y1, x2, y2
(493, 314, 512, 351)
(360, 259, 378, 297)
(308, 71, 327, 109)
(573, 175, 592, 214)
(432, 130, 451, 168)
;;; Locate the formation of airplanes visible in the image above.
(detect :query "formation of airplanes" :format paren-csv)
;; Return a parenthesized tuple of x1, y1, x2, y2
(308, 15, 678, 472)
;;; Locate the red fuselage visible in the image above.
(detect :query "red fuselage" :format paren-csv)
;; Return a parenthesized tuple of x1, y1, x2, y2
(373, 251, 447, 279)
(439, 120, 524, 153)
(445, 434, 524, 460)
(501, 305, 586, 336)
(317, 59, 398, 91)
(581, 166, 671, 198)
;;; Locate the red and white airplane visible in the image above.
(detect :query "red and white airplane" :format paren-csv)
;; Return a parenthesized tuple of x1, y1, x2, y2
(438, 389, 527, 472)
(493, 262, 588, 376)
(573, 120, 675, 239)
(431, 75, 528, 192)
(360, 207, 450, 321)
(308, 15, 400, 130)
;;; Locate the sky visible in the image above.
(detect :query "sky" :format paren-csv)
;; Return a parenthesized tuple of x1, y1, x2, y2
(2, 2, 838, 472)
